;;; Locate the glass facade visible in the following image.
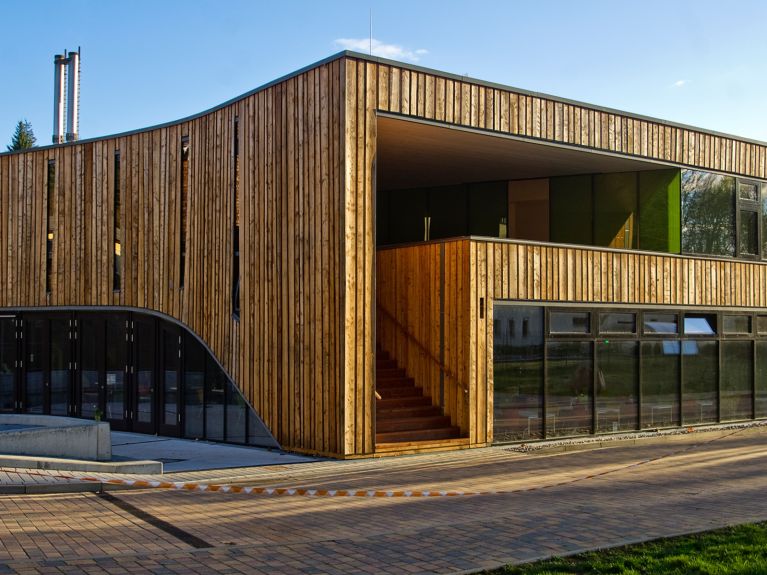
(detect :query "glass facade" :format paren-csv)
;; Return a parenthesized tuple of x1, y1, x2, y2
(493, 307, 544, 441)
(0, 309, 276, 448)
(492, 304, 767, 442)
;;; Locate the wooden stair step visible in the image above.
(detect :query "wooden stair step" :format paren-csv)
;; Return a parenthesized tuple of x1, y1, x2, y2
(374, 437, 471, 455)
(375, 426, 461, 444)
(376, 376, 415, 389)
(376, 367, 407, 378)
(376, 415, 453, 433)
(377, 386, 423, 399)
(376, 359, 397, 370)
(375, 396, 433, 409)
(376, 405, 442, 419)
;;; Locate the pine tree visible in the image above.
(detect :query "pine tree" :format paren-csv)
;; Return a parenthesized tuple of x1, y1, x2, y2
(7, 120, 37, 152)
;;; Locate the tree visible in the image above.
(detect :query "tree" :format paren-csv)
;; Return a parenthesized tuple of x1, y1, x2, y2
(7, 119, 37, 152)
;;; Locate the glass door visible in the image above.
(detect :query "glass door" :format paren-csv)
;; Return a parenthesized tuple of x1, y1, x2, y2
(49, 316, 72, 416)
(105, 314, 129, 430)
(159, 323, 182, 436)
(78, 315, 104, 419)
(23, 317, 46, 414)
(0, 316, 17, 413)
(131, 315, 156, 434)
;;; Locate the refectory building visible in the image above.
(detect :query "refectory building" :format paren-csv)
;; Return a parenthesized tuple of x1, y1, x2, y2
(2, 51, 767, 458)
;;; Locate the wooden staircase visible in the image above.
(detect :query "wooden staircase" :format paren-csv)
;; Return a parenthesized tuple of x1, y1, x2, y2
(375, 350, 461, 446)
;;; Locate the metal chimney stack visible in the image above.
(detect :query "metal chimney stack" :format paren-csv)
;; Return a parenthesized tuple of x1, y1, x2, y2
(52, 54, 67, 144)
(65, 50, 80, 142)
(52, 48, 81, 144)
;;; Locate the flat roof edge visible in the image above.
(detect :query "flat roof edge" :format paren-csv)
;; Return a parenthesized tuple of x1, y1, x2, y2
(342, 50, 767, 149)
(3, 50, 766, 158)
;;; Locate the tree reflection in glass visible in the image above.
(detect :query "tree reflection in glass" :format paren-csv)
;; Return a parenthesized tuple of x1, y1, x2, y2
(681, 170, 735, 256)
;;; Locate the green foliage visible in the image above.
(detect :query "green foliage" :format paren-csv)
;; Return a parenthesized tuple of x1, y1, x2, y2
(486, 522, 767, 574)
(7, 119, 37, 152)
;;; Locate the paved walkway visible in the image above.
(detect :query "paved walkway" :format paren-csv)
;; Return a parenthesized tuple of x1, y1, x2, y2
(0, 426, 766, 574)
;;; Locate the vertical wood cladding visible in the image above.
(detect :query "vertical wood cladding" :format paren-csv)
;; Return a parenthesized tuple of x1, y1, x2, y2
(348, 56, 767, 180)
(0, 59, 345, 456)
(379, 238, 767, 445)
(3, 53, 767, 457)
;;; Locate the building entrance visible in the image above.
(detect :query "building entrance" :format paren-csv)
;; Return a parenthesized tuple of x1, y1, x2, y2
(0, 308, 277, 448)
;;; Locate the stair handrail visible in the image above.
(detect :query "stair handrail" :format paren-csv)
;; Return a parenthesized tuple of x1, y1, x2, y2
(376, 304, 469, 395)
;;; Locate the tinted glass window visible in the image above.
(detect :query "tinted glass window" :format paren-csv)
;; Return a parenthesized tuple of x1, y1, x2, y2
(599, 312, 636, 334)
(546, 341, 593, 437)
(493, 306, 544, 441)
(739, 210, 758, 256)
(758, 316, 767, 334)
(643, 313, 678, 334)
(184, 335, 205, 439)
(225, 380, 247, 443)
(739, 181, 759, 201)
(756, 342, 767, 418)
(596, 341, 638, 432)
(720, 341, 752, 421)
(684, 314, 717, 335)
(762, 191, 767, 258)
(641, 340, 680, 428)
(682, 340, 717, 424)
(550, 311, 590, 334)
(0, 318, 16, 413)
(723, 315, 751, 335)
(681, 170, 735, 256)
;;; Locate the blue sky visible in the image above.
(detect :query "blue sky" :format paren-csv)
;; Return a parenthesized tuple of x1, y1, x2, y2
(2, 0, 767, 147)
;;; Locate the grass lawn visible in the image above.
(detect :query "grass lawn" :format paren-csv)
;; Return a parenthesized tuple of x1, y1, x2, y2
(485, 522, 767, 574)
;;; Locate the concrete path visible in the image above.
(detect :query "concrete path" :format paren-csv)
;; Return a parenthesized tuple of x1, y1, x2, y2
(0, 426, 765, 574)
(111, 432, 315, 472)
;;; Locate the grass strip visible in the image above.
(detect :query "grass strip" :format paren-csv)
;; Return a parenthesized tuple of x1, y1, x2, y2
(486, 522, 767, 574)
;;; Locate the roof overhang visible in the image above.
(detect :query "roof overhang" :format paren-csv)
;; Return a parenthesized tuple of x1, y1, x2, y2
(377, 114, 675, 191)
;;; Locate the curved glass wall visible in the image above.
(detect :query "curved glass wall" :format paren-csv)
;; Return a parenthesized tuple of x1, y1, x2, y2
(493, 303, 767, 443)
(0, 309, 277, 449)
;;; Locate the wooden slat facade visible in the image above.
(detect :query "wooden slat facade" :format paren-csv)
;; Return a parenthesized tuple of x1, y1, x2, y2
(378, 238, 767, 445)
(3, 52, 767, 456)
(0, 59, 348, 456)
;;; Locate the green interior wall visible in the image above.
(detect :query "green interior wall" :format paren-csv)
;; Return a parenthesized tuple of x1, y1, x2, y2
(639, 169, 681, 253)
(550, 175, 593, 245)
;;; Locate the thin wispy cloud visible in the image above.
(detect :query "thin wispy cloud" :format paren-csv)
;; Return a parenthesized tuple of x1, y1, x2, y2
(334, 38, 428, 62)
(673, 79, 686, 88)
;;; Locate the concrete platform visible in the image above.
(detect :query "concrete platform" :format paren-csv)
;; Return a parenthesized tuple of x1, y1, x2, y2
(0, 414, 111, 460)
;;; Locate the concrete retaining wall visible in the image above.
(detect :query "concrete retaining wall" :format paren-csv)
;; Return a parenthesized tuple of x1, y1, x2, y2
(0, 415, 111, 461)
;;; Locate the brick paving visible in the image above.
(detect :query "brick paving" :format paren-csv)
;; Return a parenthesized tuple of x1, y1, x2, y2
(0, 426, 765, 574)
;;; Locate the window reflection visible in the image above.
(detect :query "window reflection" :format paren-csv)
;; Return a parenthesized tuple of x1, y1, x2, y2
(546, 341, 593, 437)
(493, 306, 543, 441)
(681, 170, 735, 256)
(682, 340, 717, 424)
(596, 341, 638, 432)
(721, 341, 752, 421)
(641, 340, 680, 428)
